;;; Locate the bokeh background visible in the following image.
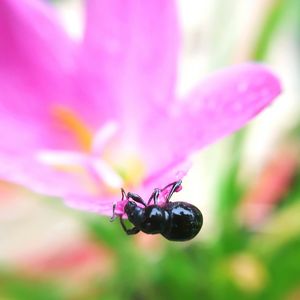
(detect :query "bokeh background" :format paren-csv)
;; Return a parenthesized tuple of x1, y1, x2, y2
(1, 0, 300, 299)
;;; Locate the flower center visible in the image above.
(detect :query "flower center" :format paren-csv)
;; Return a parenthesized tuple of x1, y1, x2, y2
(42, 105, 146, 195)
(107, 153, 146, 191)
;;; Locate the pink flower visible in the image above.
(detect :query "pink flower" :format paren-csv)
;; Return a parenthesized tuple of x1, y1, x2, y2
(239, 146, 297, 227)
(0, 0, 281, 215)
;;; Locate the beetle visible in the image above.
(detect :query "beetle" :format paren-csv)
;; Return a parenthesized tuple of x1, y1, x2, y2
(111, 180, 203, 241)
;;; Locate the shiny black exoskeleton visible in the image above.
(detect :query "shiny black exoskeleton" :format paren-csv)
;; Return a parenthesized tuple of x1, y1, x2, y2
(111, 180, 203, 241)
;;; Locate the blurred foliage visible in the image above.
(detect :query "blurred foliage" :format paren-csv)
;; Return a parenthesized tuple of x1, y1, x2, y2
(252, 0, 294, 60)
(0, 271, 63, 300)
(2, 197, 300, 300)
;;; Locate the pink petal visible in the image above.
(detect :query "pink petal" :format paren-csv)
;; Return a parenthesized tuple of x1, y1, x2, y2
(0, 153, 91, 198)
(64, 194, 115, 216)
(0, 150, 126, 215)
(65, 164, 189, 216)
(0, 0, 76, 102)
(0, 0, 129, 146)
(64, 163, 190, 216)
(0, 74, 87, 154)
(0, 0, 116, 152)
(79, 0, 180, 129)
(0, 0, 85, 151)
(141, 64, 281, 178)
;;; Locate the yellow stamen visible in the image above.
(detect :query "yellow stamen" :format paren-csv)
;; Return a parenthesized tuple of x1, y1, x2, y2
(52, 105, 93, 151)
(51, 105, 146, 195)
(111, 154, 146, 189)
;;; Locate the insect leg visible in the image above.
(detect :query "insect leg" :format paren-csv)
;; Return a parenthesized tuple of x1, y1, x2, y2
(163, 180, 182, 202)
(111, 188, 128, 222)
(147, 188, 160, 205)
(110, 203, 117, 222)
(121, 188, 127, 200)
(127, 192, 146, 206)
(120, 217, 140, 235)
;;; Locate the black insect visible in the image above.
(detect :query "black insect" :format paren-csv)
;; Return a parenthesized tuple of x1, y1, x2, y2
(111, 180, 203, 241)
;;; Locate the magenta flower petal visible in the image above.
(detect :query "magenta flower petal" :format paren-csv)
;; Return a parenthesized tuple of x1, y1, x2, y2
(140, 64, 281, 178)
(0, 0, 81, 152)
(0, 153, 90, 197)
(0, 0, 76, 101)
(0, 0, 122, 134)
(79, 0, 180, 128)
(176, 64, 281, 151)
(0, 1, 281, 216)
(0, 0, 115, 153)
(0, 76, 84, 154)
(64, 194, 115, 215)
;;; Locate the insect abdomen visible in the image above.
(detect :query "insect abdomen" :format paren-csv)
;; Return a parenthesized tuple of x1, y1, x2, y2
(162, 202, 203, 241)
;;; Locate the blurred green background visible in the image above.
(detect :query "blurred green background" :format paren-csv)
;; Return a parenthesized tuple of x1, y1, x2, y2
(1, 0, 300, 299)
